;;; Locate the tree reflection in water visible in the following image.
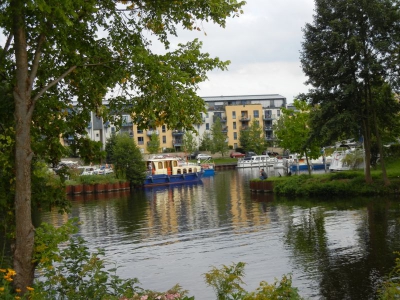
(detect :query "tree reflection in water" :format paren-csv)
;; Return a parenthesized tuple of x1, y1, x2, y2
(35, 170, 400, 299)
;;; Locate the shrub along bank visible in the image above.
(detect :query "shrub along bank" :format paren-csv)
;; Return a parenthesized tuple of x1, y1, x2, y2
(261, 158, 400, 197)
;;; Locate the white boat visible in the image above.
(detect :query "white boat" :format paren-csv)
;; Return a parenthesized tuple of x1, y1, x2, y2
(329, 142, 364, 171)
(283, 154, 331, 172)
(236, 155, 277, 168)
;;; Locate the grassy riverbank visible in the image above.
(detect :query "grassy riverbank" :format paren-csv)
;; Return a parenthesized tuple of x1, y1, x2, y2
(268, 158, 400, 197)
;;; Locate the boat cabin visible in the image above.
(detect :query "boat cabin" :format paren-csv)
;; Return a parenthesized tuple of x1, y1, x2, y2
(147, 156, 200, 176)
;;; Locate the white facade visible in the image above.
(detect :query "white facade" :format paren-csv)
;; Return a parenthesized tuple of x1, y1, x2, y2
(65, 94, 286, 150)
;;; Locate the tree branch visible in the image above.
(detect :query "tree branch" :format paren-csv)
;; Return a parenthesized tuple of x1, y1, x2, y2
(0, 33, 13, 80)
(30, 65, 77, 115)
(30, 59, 120, 114)
(1, 32, 13, 61)
(29, 33, 46, 95)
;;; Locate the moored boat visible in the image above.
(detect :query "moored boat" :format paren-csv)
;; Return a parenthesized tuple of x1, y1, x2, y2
(236, 155, 277, 168)
(144, 155, 203, 187)
(329, 147, 364, 171)
(284, 153, 331, 172)
(201, 162, 215, 176)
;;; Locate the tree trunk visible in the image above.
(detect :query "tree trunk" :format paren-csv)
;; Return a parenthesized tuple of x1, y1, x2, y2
(305, 152, 311, 175)
(362, 118, 373, 184)
(12, 0, 35, 292)
(369, 88, 390, 186)
(13, 103, 35, 293)
(373, 119, 390, 185)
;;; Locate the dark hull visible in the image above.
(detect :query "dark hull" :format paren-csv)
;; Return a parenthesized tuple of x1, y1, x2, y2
(144, 172, 203, 187)
(290, 163, 329, 171)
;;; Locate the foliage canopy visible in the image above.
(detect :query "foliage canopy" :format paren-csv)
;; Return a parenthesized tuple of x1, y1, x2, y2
(0, 0, 246, 291)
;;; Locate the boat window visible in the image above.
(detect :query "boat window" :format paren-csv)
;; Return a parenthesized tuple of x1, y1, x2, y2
(164, 161, 168, 168)
(158, 162, 163, 169)
(173, 161, 178, 167)
(183, 169, 187, 174)
(194, 167, 198, 172)
(188, 168, 192, 172)
(177, 169, 181, 174)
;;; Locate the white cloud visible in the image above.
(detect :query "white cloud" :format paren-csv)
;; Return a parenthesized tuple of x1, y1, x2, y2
(198, 61, 308, 102)
(163, 0, 315, 104)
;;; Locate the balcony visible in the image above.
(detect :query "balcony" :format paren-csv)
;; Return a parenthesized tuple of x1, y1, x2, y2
(263, 114, 276, 120)
(122, 121, 133, 127)
(222, 126, 228, 133)
(173, 139, 183, 146)
(172, 129, 185, 136)
(240, 115, 251, 121)
(240, 126, 249, 131)
(213, 116, 227, 123)
(147, 130, 159, 136)
(265, 136, 276, 141)
(264, 126, 273, 131)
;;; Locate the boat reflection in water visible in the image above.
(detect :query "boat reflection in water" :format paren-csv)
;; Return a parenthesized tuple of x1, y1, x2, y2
(38, 169, 400, 300)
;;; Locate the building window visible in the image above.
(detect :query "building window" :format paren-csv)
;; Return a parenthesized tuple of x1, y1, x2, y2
(254, 120, 259, 126)
(137, 137, 144, 145)
(137, 128, 143, 134)
(253, 110, 259, 118)
(234, 143, 238, 149)
(206, 123, 209, 130)
(111, 127, 115, 133)
(232, 111, 236, 119)
(233, 132, 237, 140)
(233, 122, 236, 130)
(122, 115, 129, 124)
(162, 136, 166, 143)
(277, 110, 281, 116)
(162, 125, 166, 133)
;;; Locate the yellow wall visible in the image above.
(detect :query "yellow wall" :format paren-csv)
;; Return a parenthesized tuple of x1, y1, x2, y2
(132, 124, 174, 153)
(225, 104, 263, 148)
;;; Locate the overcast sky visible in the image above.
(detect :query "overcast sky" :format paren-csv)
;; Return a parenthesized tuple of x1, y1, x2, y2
(162, 0, 316, 104)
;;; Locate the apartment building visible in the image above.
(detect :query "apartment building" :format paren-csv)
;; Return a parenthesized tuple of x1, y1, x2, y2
(199, 94, 286, 149)
(64, 94, 286, 153)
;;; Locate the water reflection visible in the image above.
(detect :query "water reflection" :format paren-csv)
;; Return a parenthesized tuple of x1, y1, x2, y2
(36, 170, 400, 299)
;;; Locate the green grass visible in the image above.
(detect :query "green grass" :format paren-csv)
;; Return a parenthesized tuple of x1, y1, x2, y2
(262, 158, 400, 197)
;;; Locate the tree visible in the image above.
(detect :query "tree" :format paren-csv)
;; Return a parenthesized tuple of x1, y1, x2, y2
(147, 132, 160, 154)
(200, 131, 212, 151)
(104, 133, 117, 164)
(300, 0, 400, 184)
(274, 99, 322, 175)
(182, 131, 198, 156)
(239, 120, 267, 154)
(113, 133, 147, 186)
(211, 117, 229, 156)
(0, 0, 246, 291)
(239, 129, 251, 153)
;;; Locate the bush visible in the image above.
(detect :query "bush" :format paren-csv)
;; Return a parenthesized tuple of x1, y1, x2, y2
(204, 262, 303, 300)
(378, 252, 400, 299)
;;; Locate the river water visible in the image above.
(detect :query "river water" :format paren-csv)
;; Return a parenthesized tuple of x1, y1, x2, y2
(36, 169, 400, 299)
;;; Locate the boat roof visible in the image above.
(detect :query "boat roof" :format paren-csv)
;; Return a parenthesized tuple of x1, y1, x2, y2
(148, 155, 184, 162)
